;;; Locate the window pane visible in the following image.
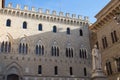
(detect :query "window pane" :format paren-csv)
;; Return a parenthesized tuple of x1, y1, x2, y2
(70, 67, 73, 75)
(38, 24, 42, 31)
(23, 21, 27, 29)
(5, 42, 7, 52)
(36, 45, 38, 55)
(67, 28, 70, 35)
(8, 42, 11, 52)
(53, 26, 57, 33)
(80, 29, 83, 36)
(38, 65, 42, 74)
(84, 68, 87, 76)
(6, 19, 11, 27)
(1, 42, 4, 52)
(19, 43, 21, 53)
(114, 31, 118, 42)
(55, 66, 58, 75)
(42, 46, 44, 55)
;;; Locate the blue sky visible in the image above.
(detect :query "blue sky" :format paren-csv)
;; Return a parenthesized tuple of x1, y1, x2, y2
(5, 0, 110, 23)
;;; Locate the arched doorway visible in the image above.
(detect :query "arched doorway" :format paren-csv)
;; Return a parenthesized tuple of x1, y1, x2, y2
(7, 74, 19, 80)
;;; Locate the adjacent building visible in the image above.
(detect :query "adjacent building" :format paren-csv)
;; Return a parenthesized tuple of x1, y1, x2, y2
(90, 0, 120, 80)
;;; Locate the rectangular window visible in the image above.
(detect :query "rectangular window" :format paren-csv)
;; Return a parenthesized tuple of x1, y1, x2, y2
(84, 68, 87, 76)
(106, 63, 109, 75)
(96, 41, 99, 49)
(54, 66, 58, 75)
(102, 38, 105, 49)
(116, 58, 120, 72)
(106, 62, 112, 75)
(70, 67, 73, 75)
(114, 31, 118, 42)
(109, 62, 112, 75)
(102, 36, 108, 49)
(111, 31, 118, 44)
(104, 37, 108, 47)
(38, 65, 42, 74)
(111, 32, 114, 43)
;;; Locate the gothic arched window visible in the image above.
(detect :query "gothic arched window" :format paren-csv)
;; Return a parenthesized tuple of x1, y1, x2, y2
(71, 48, 73, 57)
(66, 48, 68, 57)
(57, 47, 59, 56)
(79, 49, 87, 59)
(38, 24, 42, 31)
(1, 41, 11, 53)
(79, 49, 82, 58)
(111, 30, 118, 43)
(66, 48, 74, 58)
(35, 40, 44, 56)
(102, 36, 108, 49)
(35, 45, 44, 55)
(67, 27, 70, 35)
(42, 46, 44, 55)
(51, 46, 59, 57)
(106, 61, 113, 75)
(1, 41, 4, 52)
(6, 19, 11, 27)
(19, 38, 28, 54)
(53, 26, 57, 33)
(79, 29, 83, 36)
(51, 41, 59, 57)
(36, 45, 38, 55)
(23, 21, 27, 29)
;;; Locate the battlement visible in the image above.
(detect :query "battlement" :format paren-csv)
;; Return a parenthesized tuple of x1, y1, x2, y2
(0, 3, 89, 26)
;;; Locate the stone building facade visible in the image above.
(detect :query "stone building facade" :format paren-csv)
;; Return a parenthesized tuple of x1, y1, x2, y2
(0, 0, 92, 80)
(90, 0, 120, 80)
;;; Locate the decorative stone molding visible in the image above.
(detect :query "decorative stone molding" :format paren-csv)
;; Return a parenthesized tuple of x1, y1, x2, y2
(2, 3, 89, 26)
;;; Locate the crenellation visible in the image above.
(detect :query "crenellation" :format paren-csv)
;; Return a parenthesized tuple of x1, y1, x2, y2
(38, 8, 42, 13)
(2, 4, 90, 26)
(8, 3, 12, 8)
(24, 5, 28, 11)
(59, 12, 64, 16)
(72, 14, 76, 18)
(52, 10, 56, 15)
(16, 4, 20, 9)
(78, 15, 82, 20)
(1, 8, 88, 26)
(66, 13, 70, 17)
(84, 16, 89, 21)
(31, 7, 35, 12)
(46, 9, 50, 14)
(4, 3, 90, 22)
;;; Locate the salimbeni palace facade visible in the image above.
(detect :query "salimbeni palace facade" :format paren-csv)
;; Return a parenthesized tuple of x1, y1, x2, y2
(0, 0, 92, 80)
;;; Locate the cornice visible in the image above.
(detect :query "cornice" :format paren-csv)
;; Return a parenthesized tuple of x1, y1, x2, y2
(89, 0, 120, 32)
(0, 3, 90, 27)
